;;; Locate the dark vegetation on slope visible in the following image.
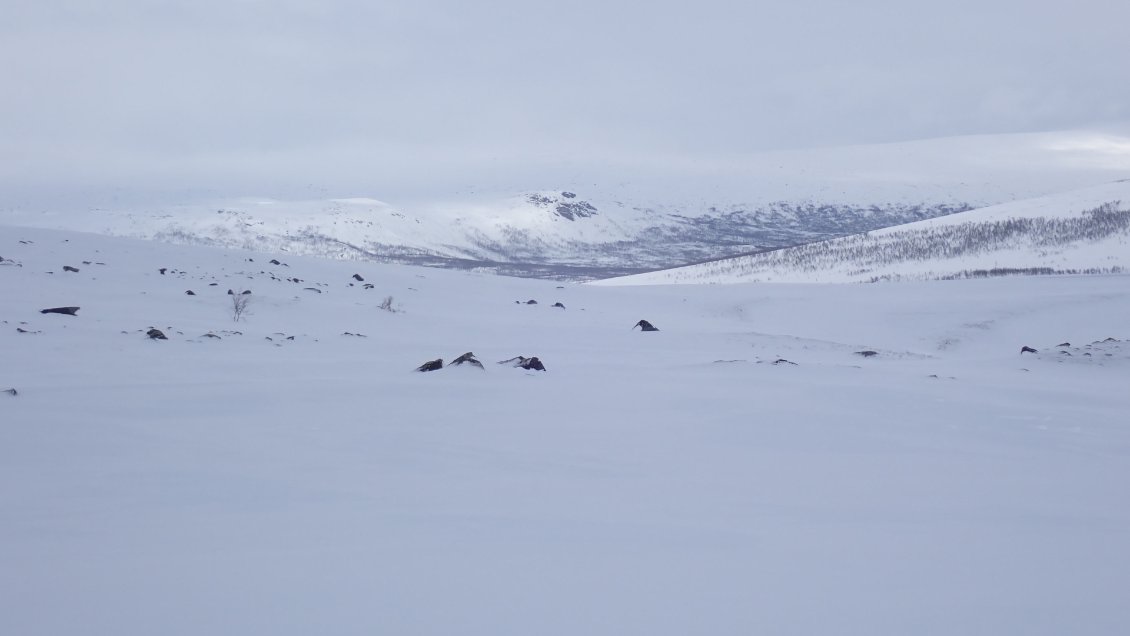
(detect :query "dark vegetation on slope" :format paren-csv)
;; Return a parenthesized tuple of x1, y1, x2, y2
(666, 201, 1130, 282)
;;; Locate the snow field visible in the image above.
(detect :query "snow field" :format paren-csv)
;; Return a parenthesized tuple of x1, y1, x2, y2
(2, 225, 1129, 635)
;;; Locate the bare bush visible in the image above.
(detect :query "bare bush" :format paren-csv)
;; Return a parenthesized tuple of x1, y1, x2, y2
(378, 296, 399, 313)
(231, 292, 251, 322)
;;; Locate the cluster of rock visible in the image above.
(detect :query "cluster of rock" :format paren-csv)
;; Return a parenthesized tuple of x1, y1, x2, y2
(416, 352, 548, 372)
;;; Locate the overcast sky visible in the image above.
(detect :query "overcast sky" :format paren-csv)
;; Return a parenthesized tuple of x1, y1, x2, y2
(3, 0, 1128, 204)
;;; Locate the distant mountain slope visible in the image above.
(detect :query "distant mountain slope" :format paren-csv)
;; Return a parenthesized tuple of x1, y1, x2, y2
(1, 191, 971, 280)
(3, 128, 1128, 280)
(594, 180, 1130, 285)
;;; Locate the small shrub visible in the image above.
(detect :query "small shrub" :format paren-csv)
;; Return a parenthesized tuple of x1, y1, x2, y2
(231, 292, 251, 322)
(378, 296, 399, 313)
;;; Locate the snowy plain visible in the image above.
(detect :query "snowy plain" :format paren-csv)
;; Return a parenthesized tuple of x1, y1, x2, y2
(2, 224, 1129, 635)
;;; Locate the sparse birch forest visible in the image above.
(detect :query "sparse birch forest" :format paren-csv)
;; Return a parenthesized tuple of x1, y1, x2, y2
(669, 202, 1129, 283)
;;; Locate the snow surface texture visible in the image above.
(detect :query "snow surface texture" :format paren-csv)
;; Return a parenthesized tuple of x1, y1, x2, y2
(5, 129, 1130, 280)
(599, 180, 1130, 285)
(3, 224, 1129, 635)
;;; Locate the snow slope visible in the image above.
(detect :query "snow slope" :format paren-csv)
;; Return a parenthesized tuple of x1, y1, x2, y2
(4, 128, 1129, 279)
(3, 224, 1129, 635)
(597, 180, 1130, 285)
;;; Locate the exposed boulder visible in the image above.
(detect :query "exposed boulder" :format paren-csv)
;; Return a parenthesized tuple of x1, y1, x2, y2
(147, 328, 168, 340)
(1020, 346, 1038, 354)
(633, 319, 659, 332)
(497, 355, 547, 371)
(526, 299, 538, 305)
(415, 358, 443, 372)
(450, 352, 484, 369)
(855, 350, 879, 357)
(185, 290, 196, 296)
(40, 306, 80, 316)
(520, 356, 546, 371)
(353, 274, 364, 281)
(63, 265, 79, 273)
(552, 302, 566, 309)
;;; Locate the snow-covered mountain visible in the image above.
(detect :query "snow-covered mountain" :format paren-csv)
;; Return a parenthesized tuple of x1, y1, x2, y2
(596, 180, 1130, 285)
(4, 128, 1128, 280)
(3, 222, 1130, 635)
(0, 191, 974, 280)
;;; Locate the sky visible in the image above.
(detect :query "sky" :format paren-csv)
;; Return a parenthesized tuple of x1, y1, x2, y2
(3, 0, 1129, 206)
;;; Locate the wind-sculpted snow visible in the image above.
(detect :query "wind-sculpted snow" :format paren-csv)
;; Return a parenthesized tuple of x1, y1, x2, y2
(2, 223, 1130, 635)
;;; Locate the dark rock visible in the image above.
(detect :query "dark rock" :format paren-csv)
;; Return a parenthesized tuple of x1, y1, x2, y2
(241, 290, 251, 295)
(202, 333, 221, 339)
(363, 283, 374, 289)
(1020, 346, 1038, 354)
(855, 350, 879, 357)
(185, 290, 196, 295)
(342, 332, 367, 337)
(82, 261, 92, 265)
(498, 355, 546, 371)
(304, 287, 322, 293)
(553, 200, 598, 220)
(63, 265, 79, 272)
(561, 191, 576, 198)
(40, 306, 80, 316)
(209, 282, 218, 286)
(415, 358, 444, 372)
(519, 356, 546, 371)
(2, 388, 16, 396)
(1057, 342, 1071, 347)
(159, 268, 167, 275)
(450, 352, 484, 369)
(147, 328, 168, 340)
(634, 319, 659, 332)
(552, 302, 565, 309)
(772, 358, 797, 365)
(353, 274, 364, 281)
(270, 259, 281, 265)
(227, 289, 234, 295)
(526, 299, 538, 305)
